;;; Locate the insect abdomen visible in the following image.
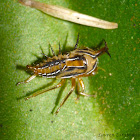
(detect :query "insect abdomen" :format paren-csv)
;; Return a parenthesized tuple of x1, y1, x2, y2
(27, 57, 66, 78)
(27, 53, 88, 78)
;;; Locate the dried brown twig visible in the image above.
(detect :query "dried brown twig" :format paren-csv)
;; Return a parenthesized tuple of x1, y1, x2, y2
(19, 0, 118, 29)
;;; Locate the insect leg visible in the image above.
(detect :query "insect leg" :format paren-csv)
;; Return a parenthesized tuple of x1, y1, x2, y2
(97, 67, 106, 72)
(25, 79, 65, 100)
(74, 33, 79, 49)
(49, 44, 55, 56)
(78, 78, 95, 97)
(55, 78, 76, 114)
(16, 74, 36, 86)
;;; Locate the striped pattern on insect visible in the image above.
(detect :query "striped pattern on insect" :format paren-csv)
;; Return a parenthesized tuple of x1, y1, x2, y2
(17, 35, 111, 114)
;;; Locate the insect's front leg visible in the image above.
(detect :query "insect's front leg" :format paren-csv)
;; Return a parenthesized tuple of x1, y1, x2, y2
(77, 78, 95, 97)
(16, 74, 37, 86)
(25, 79, 65, 100)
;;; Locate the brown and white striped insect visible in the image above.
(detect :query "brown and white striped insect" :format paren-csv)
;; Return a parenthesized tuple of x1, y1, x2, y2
(17, 35, 111, 114)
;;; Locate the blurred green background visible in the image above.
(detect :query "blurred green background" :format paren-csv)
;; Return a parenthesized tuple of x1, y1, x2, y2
(0, 0, 139, 139)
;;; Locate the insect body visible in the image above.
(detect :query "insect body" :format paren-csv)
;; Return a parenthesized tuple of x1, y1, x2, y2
(17, 35, 111, 114)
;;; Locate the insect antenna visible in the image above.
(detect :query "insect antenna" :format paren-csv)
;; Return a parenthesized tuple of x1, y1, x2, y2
(74, 33, 79, 49)
(49, 44, 55, 56)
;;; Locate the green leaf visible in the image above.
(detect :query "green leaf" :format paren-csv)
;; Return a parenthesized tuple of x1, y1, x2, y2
(0, 0, 139, 140)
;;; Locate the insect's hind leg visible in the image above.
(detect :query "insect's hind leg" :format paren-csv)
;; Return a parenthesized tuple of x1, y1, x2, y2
(25, 79, 65, 100)
(16, 74, 37, 86)
(77, 78, 95, 97)
(55, 78, 76, 114)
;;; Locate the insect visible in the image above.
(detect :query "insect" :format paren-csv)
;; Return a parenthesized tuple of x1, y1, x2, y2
(17, 35, 111, 114)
